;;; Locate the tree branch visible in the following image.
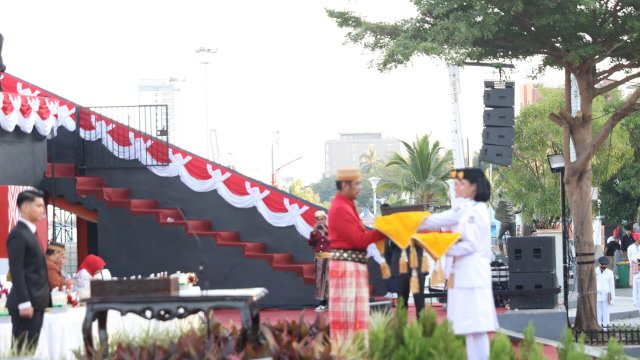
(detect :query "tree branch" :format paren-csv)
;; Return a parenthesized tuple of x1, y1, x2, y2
(596, 58, 640, 79)
(594, 39, 627, 64)
(595, 71, 640, 96)
(570, 87, 640, 175)
(563, 122, 572, 172)
(548, 113, 563, 126)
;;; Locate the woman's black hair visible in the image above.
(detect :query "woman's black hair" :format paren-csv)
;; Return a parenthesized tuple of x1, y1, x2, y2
(458, 168, 491, 202)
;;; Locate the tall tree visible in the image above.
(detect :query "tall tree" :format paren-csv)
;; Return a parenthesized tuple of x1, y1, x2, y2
(381, 134, 452, 205)
(327, 1, 640, 330)
(598, 110, 640, 225)
(360, 146, 384, 174)
(496, 87, 632, 228)
(288, 179, 320, 204)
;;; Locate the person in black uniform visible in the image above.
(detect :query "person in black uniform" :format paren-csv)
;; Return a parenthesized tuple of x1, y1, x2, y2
(6, 190, 50, 353)
(389, 241, 427, 318)
(621, 226, 634, 261)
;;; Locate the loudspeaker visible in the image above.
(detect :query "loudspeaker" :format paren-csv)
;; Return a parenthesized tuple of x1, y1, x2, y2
(479, 144, 513, 167)
(482, 127, 515, 146)
(481, 81, 515, 167)
(484, 108, 515, 127)
(508, 272, 558, 309)
(507, 236, 556, 273)
(483, 87, 515, 108)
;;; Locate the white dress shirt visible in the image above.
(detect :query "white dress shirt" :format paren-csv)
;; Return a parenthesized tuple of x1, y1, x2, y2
(18, 218, 37, 234)
(628, 243, 640, 262)
(366, 243, 385, 265)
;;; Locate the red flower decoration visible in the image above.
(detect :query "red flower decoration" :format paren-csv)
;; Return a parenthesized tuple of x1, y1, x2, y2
(187, 273, 198, 285)
(67, 293, 78, 307)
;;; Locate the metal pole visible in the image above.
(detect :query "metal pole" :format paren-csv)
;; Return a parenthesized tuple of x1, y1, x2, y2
(373, 186, 377, 216)
(561, 170, 570, 325)
(203, 63, 211, 160)
(271, 143, 275, 186)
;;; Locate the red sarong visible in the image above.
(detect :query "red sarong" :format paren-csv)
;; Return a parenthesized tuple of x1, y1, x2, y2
(631, 261, 639, 287)
(328, 260, 369, 345)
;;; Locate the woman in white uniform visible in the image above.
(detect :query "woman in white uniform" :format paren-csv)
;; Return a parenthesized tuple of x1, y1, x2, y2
(419, 168, 498, 360)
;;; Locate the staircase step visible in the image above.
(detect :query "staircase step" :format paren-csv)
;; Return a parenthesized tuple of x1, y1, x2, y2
(76, 176, 104, 188)
(100, 188, 131, 201)
(45, 163, 76, 178)
(160, 219, 211, 232)
(67, 172, 314, 287)
(272, 264, 306, 276)
(245, 252, 293, 266)
(76, 187, 101, 197)
(105, 199, 131, 208)
(129, 199, 158, 210)
(215, 231, 241, 243)
(155, 209, 186, 222)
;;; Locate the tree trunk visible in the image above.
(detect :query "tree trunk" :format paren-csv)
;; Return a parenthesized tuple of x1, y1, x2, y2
(567, 72, 599, 331)
(566, 167, 598, 331)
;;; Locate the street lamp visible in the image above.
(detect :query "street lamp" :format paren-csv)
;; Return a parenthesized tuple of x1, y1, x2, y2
(547, 153, 570, 326)
(195, 47, 218, 161)
(272, 156, 303, 187)
(368, 177, 381, 216)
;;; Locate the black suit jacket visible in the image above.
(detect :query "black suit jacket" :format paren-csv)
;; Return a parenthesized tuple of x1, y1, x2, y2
(6, 222, 50, 311)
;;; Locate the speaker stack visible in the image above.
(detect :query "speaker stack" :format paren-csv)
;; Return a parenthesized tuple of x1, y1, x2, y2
(507, 236, 558, 309)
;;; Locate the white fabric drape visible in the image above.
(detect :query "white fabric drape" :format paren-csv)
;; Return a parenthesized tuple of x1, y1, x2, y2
(80, 116, 315, 239)
(0, 92, 76, 137)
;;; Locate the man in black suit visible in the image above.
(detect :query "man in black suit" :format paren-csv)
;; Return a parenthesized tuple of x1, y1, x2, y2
(0, 33, 5, 73)
(389, 243, 428, 319)
(7, 190, 50, 352)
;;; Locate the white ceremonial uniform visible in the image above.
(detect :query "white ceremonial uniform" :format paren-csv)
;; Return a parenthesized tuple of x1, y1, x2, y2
(420, 198, 472, 281)
(632, 273, 640, 314)
(595, 267, 615, 326)
(420, 200, 498, 360)
(628, 243, 640, 262)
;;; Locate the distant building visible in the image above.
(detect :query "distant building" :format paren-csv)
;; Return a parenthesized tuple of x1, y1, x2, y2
(138, 79, 177, 145)
(324, 133, 401, 177)
(521, 83, 541, 106)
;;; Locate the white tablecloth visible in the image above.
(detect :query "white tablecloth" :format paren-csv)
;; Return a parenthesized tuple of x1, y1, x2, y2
(0, 307, 202, 359)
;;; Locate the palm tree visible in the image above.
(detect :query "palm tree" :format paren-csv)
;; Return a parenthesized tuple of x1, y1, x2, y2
(360, 147, 383, 174)
(380, 135, 452, 205)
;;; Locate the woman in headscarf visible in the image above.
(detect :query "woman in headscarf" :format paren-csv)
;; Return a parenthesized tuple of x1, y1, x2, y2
(75, 254, 106, 291)
(419, 168, 498, 360)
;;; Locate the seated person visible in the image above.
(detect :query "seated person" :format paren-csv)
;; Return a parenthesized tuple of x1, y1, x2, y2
(75, 254, 107, 291)
(46, 242, 74, 290)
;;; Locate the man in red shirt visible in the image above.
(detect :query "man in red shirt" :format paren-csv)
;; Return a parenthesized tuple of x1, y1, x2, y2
(328, 168, 385, 347)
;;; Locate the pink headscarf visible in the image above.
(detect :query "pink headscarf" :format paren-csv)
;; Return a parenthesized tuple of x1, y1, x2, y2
(78, 254, 106, 276)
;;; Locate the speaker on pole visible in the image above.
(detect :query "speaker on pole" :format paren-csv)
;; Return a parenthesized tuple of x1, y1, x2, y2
(480, 80, 514, 167)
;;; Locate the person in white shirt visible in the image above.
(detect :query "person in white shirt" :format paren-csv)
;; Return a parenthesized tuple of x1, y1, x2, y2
(632, 270, 640, 314)
(627, 236, 640, 287)
(419, 168, 498, 360)
(595, 257, 615, 327)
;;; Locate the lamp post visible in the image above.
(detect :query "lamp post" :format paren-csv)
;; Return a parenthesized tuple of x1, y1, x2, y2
(272, 156, 303, 187)
(548, 153, 569, 326)
(368, 177, 381, 216)
(195, 47, 217, 161)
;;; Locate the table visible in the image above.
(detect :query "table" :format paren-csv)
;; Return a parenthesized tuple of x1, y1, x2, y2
(0, 307, 201, 359)
(83, 287, 268, 358)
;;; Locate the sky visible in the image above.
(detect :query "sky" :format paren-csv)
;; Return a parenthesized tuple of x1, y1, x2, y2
(2, 0, 564, 185)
